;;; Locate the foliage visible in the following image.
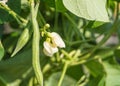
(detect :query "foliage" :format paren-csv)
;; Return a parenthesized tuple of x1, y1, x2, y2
(0, 0, 120, 86)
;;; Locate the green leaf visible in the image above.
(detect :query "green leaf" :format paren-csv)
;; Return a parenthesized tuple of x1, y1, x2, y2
(43, 0, 55, 7)
(45, 72, 76, 86)
(85, 60, 105, 77)
(86, 21, 105, 29)
(7, 0, 21, 13)
(2, 32, 19, 54)
(0, 7, 12, 24)
(0, 41, 4, 60)
(103, 62, 120, 86)
(113, 0, 120, 2)
(0, 0, 21, 24)
(89, 22, 112, 34)
(11, 28, 29, 57)
(63, 0, 109, 22)
(43, 0, 66, 12)
(114, 47, 120, 63)
(95, 48, 114, 59)
(55, 0, 66, 12)
(0, 49, 33, 85)
(66, 65, 84, 80)
(85, 60, 106, 86)
(88, 75, 105, 86)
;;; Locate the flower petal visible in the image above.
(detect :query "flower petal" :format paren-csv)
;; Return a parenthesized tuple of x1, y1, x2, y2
(43, 41, 58, 56)
(0, 0, 8, 4)
(51, 32, 65, 48)
(43, 48, 53, 57)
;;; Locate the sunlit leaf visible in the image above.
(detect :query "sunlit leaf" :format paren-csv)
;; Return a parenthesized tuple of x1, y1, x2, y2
(103, 62, 120, 86)
(63, 0, 109, 22)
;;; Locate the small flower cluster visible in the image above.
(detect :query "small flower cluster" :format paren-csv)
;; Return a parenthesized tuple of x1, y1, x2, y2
(43, 32, 65, 57)
(0, 0, 8, 4)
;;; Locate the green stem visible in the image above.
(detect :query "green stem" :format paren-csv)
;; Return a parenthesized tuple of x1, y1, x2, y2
(34, 2, 40, 18)
(54, 12, 59, 30)
(71, 56, 98, 66)
(91, 2, 120, 55)
(39, 12, 46, 25)
(68, 39, 94, 46)
(37, 11, 46, 27)
(58, 62, 68, 86)
(0, 3, 27, 25)
(64, 13, 85, 40)
(54, 0, 58, 29)
(0, 76, 7, 86)
(28, 77, 34, 86)
(30, 0, 43, 86)
(61, 49, 71, 60)
(71, 45, 118, 66)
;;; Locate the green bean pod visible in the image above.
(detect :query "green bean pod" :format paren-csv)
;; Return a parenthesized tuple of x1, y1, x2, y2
(11, 28, 29, 57)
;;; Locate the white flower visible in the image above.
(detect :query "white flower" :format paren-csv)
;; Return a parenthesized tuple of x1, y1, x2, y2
(0, 0, 8, 4)
(43, 41, 58, 56)
(43, 32, 65, 57)
(51, 32, 65, 48)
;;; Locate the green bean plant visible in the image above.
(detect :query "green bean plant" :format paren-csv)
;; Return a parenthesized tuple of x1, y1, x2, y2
(0, 0, 120, 86)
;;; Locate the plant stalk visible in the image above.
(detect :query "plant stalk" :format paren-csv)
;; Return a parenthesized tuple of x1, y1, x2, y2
(58, 62, 68, 86)
(30, 0, 43, 86)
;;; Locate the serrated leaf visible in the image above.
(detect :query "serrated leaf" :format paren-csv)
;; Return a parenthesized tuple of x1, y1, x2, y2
(63, 0, 109, 22)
